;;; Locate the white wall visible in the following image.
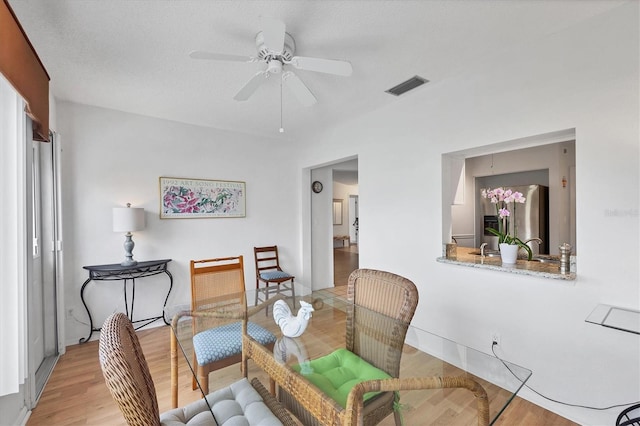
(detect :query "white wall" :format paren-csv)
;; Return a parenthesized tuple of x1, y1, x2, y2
(57, 102, 305, 345)
(297, 3, 639, 425)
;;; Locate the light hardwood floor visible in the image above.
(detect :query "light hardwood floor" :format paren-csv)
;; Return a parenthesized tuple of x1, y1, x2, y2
(28, 313, 577, 425)
(334, 244, 359, 286)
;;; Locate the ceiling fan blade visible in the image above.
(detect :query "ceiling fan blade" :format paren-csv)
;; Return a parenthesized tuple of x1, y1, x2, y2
(189, 50, 253, 62)
(283, 71, 317, 107)
(290, 56, 353, 76)
(260, 17, 286, 53)
(234, 71, 268, 101)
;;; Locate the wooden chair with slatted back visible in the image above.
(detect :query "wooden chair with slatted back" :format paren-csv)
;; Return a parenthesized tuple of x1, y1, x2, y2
(254, 246, 296, 315)
(190, 255, 276, 394)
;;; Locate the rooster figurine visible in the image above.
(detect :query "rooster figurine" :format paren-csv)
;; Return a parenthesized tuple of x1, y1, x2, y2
(273, 300, 314, 337)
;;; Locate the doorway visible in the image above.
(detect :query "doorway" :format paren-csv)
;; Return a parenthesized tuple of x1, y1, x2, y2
(308, 157, 358, 292)
(332, 165, 358, 286)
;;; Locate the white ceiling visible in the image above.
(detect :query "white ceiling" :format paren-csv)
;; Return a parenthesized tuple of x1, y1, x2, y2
(9, 0, 626, 141)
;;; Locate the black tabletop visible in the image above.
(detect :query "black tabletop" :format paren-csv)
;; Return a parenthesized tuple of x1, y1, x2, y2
(83, 259, 172, 272)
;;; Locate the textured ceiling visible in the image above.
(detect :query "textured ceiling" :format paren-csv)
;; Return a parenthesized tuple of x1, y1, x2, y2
(9, 0, 626, 141)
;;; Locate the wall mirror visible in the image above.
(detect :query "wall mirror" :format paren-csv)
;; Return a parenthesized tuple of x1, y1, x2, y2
(333, 199, 343, 225)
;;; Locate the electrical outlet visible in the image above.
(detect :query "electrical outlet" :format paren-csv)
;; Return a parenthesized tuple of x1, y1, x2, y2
(491, 332, 501, 346)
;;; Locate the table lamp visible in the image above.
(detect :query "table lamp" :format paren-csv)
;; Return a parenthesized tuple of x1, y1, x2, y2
(113, 203, 145, 266)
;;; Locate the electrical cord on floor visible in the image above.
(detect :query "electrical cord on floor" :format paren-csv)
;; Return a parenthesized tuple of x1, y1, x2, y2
(491, 342, 640, 411)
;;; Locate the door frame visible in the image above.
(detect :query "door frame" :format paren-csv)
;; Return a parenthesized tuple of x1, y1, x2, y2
(26, 131, 64, 407)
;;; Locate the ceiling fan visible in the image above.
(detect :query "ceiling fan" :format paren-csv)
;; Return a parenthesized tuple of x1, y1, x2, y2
(189, 17, 353, 107)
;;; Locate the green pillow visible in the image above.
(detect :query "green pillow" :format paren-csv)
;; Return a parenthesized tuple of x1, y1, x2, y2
(291, 348, 391, 408)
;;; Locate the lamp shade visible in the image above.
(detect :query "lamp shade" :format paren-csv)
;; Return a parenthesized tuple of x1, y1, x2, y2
(113, 205, 145, 233)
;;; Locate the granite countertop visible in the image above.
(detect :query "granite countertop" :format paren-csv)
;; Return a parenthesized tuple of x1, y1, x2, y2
(437, 246, 576, 281)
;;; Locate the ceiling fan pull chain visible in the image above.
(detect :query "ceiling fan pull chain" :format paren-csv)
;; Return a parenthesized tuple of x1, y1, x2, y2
(279, 76, 284, 133)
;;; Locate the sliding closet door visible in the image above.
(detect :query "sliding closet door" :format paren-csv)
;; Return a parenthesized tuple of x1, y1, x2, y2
(28, 132, 60, 404)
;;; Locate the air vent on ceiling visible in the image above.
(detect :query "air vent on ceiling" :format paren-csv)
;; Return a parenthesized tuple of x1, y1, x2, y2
(385, 75, 429, 96)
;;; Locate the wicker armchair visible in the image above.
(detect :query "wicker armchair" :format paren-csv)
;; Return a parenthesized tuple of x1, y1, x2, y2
(99, 312, 296, 426)
(279, 268, 419, 425)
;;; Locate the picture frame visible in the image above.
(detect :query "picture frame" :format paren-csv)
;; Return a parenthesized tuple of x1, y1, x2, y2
(159, 177, 246, 219)
(333, 199, 343, 225)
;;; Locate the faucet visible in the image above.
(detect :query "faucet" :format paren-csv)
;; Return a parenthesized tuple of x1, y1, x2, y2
(520, 238, 542, 260)
(480, 243, 488, 256)
(524, 238, 543, 246)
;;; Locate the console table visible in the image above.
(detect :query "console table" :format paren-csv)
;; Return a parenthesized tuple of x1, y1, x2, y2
(333, 235, 350, 247)
(79, 259, 173, 343)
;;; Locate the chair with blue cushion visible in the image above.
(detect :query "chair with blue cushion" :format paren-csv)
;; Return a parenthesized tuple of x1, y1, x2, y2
(190, 256, 276, 394)
(254, 246, 295, 315)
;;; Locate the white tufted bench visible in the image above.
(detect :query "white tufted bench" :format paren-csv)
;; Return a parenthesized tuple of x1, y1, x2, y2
(161, 378, 284, 426)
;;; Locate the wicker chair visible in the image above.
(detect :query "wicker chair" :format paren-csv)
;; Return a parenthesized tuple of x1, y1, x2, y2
(279, 268, 419, 426)
(254, 246, 295, 315)
(99, 312, 296, 426)
(617, 403, 640, 426)
(190, 256, 276, 394)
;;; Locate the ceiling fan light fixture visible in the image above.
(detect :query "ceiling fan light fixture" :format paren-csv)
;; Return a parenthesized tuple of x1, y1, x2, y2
(256, 31, 295, 61)
(268, 60, 283, 74)
(385, 75, 429, 96)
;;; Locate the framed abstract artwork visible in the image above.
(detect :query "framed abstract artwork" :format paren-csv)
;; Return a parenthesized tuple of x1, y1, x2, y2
(159, 177, 246, 219)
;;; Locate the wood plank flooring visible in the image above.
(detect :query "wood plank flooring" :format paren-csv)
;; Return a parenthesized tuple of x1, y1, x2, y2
(28, 310, 577, 425)
(334, 244, 359, 286)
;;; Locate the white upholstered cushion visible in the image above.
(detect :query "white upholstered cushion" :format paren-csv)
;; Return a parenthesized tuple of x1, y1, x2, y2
(160, 378, 283, 426)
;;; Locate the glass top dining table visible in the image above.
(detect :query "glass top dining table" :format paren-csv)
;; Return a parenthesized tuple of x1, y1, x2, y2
(168, 288, 531, 426)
